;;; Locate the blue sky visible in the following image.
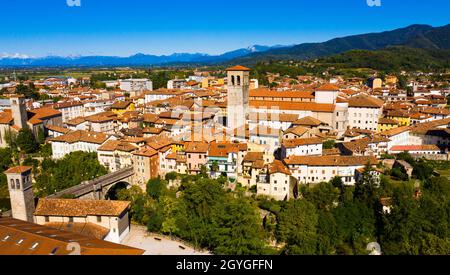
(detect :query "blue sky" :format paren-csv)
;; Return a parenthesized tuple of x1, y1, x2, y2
(0, 0, 449, 57)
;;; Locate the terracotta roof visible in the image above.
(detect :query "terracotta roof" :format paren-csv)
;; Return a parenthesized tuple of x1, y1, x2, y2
(86, 114, 114, 123)
(4, 166, 32, 174)
(66, 117, 87, 126)
(50, 130, 110, 145)
(185, 141, 209, 153)
(250, 100, 335, 112)
(111, 101, 132, 109)
(284, 126, 309, 137)
(282, 137, 323, 148)
(143, 113, 159, 123)
(45, 125, 71, 134)
(0, 217, 144, 255)
(143, 127, 163, 135)
(285, 155, 378, 166)
(378, 117, 400, 125)
(34, 199, 130, 217)
(390, 145, 440, 152)
(248, 113, 299, 123)
(243, 152, 264, 163)
(420, 107, 450, 116)
(316, 84, 340, 91)
(292, 116, 325, 126)
(410, 118, 450, 135)
(97, 140, 137, 152)
(348, 95, 384, 108)
(45, 222, 110, 240)
(226, 65, 251, 71)
(0, 110, 13, 124)
(28, 107, 62, 120)
(208, 142, 241, 157)
(132, 147, 158, 157)
(379, 126, 410, 137)
(268, 160, 291, 175)
(249, 89, 315, 99)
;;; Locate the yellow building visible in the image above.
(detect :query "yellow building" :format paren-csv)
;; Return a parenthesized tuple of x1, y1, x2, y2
(385, 75, 398, 85)
(110, 101, 135, 116)
(378, 117, 400, 132)
(386, 110, 411, 126)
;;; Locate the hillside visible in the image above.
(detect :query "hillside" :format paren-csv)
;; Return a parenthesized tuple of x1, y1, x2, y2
(318, 46, 450, 72)
(231, 24, 450, 65)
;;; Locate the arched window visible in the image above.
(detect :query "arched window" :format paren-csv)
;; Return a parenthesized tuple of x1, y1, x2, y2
(231, 75, 235, 86)
(10, 179, 15, 189)
(237, 75, 241, 86)
(15, 179, 20, 189)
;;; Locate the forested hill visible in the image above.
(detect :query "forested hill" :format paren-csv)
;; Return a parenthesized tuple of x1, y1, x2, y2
(317, 46, 450, 72)
(230, 24, 450, 65)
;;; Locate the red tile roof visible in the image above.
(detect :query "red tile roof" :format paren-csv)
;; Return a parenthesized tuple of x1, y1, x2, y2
(226, 65, 251, 71)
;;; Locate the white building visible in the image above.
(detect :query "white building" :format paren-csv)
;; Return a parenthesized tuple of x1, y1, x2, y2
(284, 155, 378, 186)
(281, 137, 323, 158)
(257, 160, 292, 201)
(348, 95, 384, 131)
(34, 199, 131, 244)
(53, 102, 85, 123)
(119, 79, 153, 92)
(50, 130, 115, 159)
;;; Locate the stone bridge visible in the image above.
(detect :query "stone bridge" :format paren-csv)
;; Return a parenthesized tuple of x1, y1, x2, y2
(47, 167, 134, 200)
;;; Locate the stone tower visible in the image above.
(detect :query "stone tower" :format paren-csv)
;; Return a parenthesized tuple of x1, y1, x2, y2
(4, 166, 35, 222)
(226, 65, 250, 131)
(10, 95, 28, 129)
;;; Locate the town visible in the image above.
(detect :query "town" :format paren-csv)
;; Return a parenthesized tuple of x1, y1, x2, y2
(0, 62, 449, 255)
(0, 0, 449, 258)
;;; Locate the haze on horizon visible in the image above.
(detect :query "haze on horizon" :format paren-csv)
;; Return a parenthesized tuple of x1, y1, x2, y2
(0, 0, 449, 58)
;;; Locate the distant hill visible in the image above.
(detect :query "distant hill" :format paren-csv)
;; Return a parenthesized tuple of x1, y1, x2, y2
(230, 24, 450, 65)
(0, 45, 282, 67)
(317, 46, 450, 71)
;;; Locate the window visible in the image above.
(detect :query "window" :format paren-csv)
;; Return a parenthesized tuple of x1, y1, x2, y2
(10, 179, 14, 189)
(15, 179, 20, 189)
(97, 216, 102, 223)
(68, 217, 74, 223)
(45, 216, 49, 222)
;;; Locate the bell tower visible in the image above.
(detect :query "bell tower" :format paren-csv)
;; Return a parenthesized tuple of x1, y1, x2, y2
(10, 94, 28, 129)
(4, 166, 35, 222)
(226, 65, 250, 131)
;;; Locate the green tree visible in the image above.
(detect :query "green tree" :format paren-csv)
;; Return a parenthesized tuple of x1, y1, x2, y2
(34, 152, 107, 196)
(146, 177, 167, 199)
(16, 126, 39, 153)
(277, 199, 318, 255)
(37, 127, 45, 144)
(212, 195, 266, 255)
(303, 181, 339, 210)
(323, 140, 336, 150)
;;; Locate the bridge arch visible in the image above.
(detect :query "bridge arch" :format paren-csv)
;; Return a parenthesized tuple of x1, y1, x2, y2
(104, 181, 131, 200)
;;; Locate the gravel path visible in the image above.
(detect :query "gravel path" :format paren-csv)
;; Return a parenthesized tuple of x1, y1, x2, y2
(122, 224, 211, 255)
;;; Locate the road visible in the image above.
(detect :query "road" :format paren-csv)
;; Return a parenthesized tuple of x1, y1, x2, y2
(122, 225, 211, 255)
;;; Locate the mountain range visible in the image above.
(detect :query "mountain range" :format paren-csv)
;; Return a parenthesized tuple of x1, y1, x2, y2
(0, 45, 284, 67)
(0, 24, 449, 67)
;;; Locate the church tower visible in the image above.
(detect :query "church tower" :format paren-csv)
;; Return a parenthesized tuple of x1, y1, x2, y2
(10, 95, 28, 129)
(226, 65, 250, 131)
(5, 166, 35, 222)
